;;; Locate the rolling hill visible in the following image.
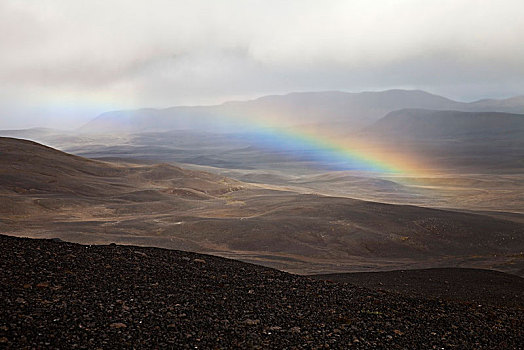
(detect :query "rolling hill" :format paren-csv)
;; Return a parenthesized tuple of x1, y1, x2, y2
(1, 137, 523, 276)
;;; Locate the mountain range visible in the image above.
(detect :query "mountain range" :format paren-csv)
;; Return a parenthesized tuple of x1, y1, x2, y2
(79, 89, 524, 134)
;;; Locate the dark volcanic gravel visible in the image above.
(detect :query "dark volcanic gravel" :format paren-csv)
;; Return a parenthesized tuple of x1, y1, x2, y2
(313, 268, 524, 309)
(1, 235, 522, 349)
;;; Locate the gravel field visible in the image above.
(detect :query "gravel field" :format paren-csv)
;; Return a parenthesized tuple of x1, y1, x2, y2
(1, 234, 522, 349)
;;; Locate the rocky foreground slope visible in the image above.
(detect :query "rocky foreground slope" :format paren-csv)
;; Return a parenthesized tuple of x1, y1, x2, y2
(1, 234, 522, 349)
(313, 268, 524, 309)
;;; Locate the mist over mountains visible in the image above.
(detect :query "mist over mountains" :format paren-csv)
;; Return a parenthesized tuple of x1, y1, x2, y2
(4, 89, 519, 177)
(1, 89, 523, 213)
(79, 89, 524, 134)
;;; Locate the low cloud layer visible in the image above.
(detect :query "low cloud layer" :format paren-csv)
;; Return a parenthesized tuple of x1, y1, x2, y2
(1, 0, 523, 129)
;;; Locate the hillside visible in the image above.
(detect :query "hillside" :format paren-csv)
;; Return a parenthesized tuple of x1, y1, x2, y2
(468, 95, 524, 113)
(1, 137, 523, 276)
(362, 109, 524, 139)
(355, 109, 524, 173)
(1, 235, 522, 348)
(0, 136, 241, 199)
(313, 268, 524, 308)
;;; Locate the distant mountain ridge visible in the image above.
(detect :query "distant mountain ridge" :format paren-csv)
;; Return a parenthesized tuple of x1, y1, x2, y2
(362, 109, 524, 139)
(79, 89, 524, 134)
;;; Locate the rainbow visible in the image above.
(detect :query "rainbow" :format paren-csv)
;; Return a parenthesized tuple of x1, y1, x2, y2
(39, 91, 431, 175)
(244, 127, 425, 174)
(204, 114, 431, 176)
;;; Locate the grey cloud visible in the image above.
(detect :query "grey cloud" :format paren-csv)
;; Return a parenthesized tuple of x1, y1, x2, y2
(1, 0, 523, 128)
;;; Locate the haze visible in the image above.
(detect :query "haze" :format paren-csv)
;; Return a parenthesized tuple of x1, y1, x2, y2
(1, 0, 524, 129)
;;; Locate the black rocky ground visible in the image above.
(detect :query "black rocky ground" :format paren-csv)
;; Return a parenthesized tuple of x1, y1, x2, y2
(1, 234, 522, 349)
(313, 268, 524, 309)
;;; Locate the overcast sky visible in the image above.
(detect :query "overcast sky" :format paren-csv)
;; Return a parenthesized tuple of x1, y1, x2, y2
(1, 0, 523, 129)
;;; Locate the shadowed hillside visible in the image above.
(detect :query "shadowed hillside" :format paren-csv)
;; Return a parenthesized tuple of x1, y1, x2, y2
(362, 109, 524, 139)
(355, 109, 524, 173)
(313, 268, 524, 308)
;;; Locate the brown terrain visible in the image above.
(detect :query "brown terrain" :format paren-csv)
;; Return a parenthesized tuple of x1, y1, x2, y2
(1, 137, 523, 276)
